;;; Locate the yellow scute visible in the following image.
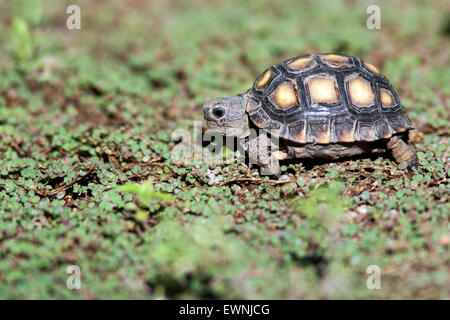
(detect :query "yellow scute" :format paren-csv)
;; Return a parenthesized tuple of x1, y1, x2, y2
(323, 54, 348, 62)
(380, 90, 394, 106)
(288, 57, 313, 69)
(365, 62, 380, 74)
(256, 69, 272, 88)
(348, 78, 374, 107)
(308, 76, 339, 104)
(275, 83, 297, 108)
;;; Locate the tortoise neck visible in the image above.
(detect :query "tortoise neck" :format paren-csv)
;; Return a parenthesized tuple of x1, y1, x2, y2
(239, 90, 252, 110)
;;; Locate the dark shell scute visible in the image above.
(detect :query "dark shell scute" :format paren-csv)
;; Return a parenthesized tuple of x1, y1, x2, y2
(333, 116, 356, 142)
(356, 121, 375, 141)
(307, 118, 332, 144)
(373, 118, 391, 139)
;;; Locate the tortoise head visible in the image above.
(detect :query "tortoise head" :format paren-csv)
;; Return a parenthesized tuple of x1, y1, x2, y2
(203, 95, 249, 138)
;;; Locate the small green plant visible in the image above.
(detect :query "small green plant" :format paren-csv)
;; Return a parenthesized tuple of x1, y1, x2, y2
(119, 181, 173, 220)
(288, 181, 350, 262)
(290, 180, 349, 225)
(13, 0, 43, 28)
(8, 16, 34, 62)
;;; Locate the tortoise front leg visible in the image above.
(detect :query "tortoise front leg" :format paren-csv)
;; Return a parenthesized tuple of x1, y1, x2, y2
(386, 135, 418, 170)
(247, 134, 286, 177)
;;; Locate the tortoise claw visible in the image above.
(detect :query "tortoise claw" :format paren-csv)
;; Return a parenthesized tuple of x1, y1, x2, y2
(406, 157, 419, 172)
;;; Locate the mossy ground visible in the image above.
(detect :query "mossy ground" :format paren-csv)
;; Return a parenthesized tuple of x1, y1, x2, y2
(0, 0, 448, 299)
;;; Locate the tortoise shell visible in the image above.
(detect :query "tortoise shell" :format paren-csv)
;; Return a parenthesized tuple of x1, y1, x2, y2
(246, 53, 413, 144)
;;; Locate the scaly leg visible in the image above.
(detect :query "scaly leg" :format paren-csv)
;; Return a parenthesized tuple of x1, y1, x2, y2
(247, 134, 286, 177)
(386, 135, 418, 170)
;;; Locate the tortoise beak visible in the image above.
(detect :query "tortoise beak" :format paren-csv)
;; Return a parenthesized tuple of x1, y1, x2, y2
(203, 103, 213, 120)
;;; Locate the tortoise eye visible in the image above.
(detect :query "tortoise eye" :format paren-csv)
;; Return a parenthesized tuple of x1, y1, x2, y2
(212, 107, 225, 119)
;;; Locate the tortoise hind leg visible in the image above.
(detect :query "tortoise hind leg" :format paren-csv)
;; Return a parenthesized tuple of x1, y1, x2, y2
(386, 135, 418, 170)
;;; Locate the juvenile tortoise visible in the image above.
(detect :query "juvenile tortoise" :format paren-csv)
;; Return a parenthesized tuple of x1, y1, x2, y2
(203, 53, 418, 176)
